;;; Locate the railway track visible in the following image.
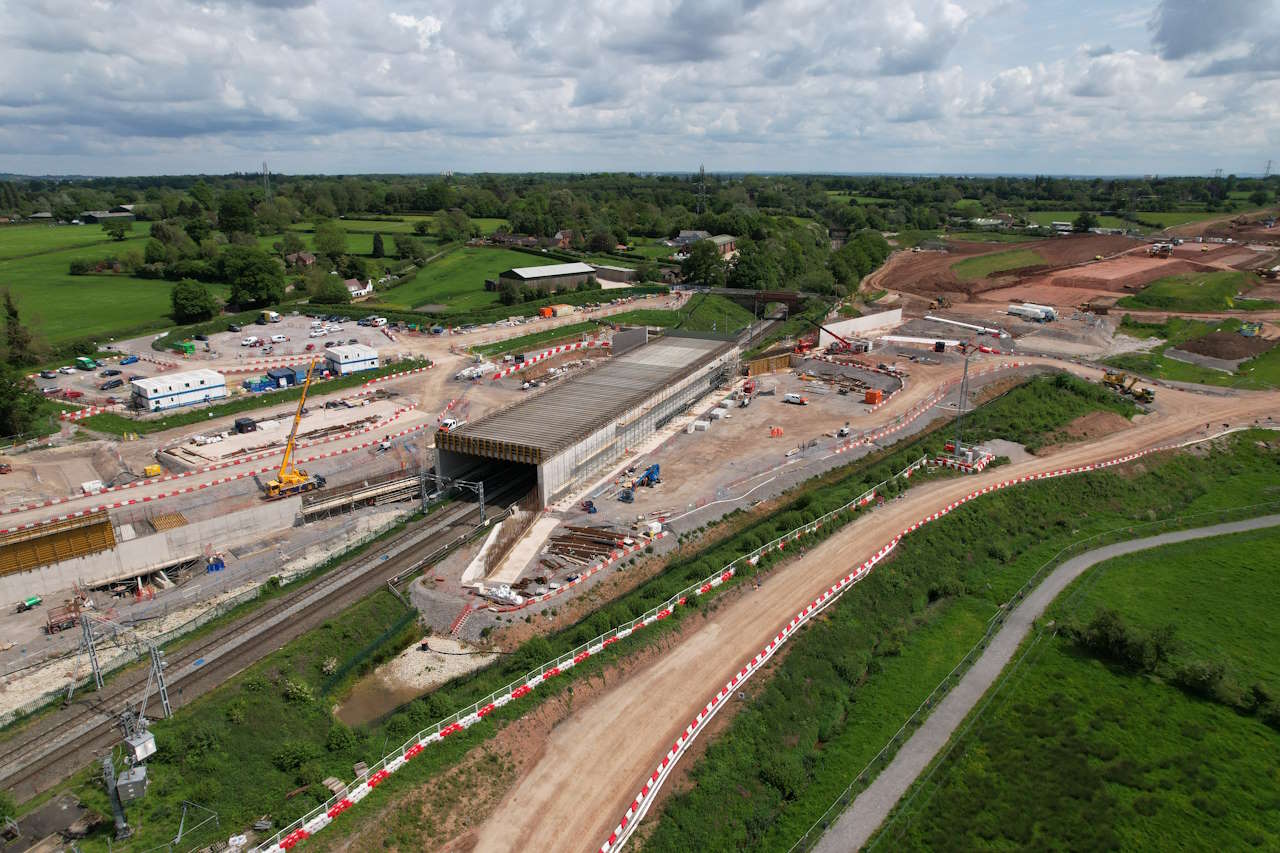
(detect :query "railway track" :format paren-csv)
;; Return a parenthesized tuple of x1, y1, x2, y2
(0, 477, 527, 801)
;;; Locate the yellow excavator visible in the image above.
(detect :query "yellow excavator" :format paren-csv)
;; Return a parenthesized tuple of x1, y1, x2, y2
(263, 359, 327, 500)
(1102, 370, 1154, 404)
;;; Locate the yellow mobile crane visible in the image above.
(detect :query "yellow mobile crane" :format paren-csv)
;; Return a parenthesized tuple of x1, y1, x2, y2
(263, 359, 327, 500)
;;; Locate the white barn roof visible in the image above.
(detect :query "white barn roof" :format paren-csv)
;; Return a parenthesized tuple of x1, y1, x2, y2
(504, 262, 595, 280)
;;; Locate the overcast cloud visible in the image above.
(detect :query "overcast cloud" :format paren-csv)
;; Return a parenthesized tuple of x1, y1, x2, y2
(0, 0, 1275, 175)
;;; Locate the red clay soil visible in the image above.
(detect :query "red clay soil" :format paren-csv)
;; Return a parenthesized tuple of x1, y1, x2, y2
(1177, 331, 1276, 360)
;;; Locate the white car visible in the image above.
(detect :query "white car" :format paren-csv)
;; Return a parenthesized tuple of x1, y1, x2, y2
(58, 366, 75, 374)
(241, 336, 258, 346)
(271, 334, 288, 343)
(309, 329, 325, 338)
(327, 325, 343, 333)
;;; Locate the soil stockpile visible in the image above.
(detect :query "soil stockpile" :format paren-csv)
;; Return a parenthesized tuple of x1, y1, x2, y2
(1177, 331, 1276, 361)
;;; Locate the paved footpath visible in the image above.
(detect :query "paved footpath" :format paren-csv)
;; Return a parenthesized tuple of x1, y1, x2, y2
(816, 512, 1280, 852)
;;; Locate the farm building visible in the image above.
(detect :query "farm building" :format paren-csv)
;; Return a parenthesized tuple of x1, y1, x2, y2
(324, 343, 379, 375)
(436, 333, 738, 506)
(345, 278, 373, 299)
(131, 369, 228, 411)
(673, 229, 711, 247)
(79, 210, 136, 224)
(710, 234, 737, 256)
(589, 264, 638, 283)
(496, 262, 597, 293)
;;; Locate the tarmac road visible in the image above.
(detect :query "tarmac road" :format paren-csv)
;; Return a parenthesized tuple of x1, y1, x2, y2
(814, 512, 1280, 852)
(468, 369, 1280, 853)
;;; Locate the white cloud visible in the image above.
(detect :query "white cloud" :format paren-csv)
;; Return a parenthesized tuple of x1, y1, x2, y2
(0, 0, 1273, 175)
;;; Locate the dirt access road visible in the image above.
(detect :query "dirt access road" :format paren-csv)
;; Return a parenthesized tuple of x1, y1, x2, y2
(467, 370, 1280, 853)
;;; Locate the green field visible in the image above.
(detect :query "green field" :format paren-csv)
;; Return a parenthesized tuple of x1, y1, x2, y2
(646, 431, 1280, 853)
(950, 248, 1045, 281)
(959, 373, 1138, 453)
(0, 223, 144, 260)
(1108, 317, 1280, 390)
(880, 528, 1280, 851)
(371, 247, 563, 313)
(0, 232, 230, 345)
(1116, 270, 1276, 312)
(943, 231, 1038, 244)
(1024, 210, 1133, 230)
(473, 321, 600, 357)
(610, 293, 754, 333)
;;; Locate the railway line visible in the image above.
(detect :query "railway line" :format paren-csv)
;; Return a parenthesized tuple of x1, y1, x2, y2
(0, 473, 530, 801)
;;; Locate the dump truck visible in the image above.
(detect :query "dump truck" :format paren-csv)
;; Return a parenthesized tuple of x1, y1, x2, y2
(45, 602, 80, 633)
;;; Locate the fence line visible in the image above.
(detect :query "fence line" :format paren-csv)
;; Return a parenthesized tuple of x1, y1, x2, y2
(255, 457, 928, 853)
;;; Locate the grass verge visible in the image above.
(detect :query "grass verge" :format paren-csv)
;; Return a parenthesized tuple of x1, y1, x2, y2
(1116, 270, 1276, 312)
(950, 248, 1044, 281)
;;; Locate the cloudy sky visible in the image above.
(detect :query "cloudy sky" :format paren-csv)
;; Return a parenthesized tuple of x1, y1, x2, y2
(1, 0, 1276, 176)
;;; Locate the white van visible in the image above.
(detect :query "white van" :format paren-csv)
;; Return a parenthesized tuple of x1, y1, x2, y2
(783, 393, 808, 405)
(370, 317, 388, 327)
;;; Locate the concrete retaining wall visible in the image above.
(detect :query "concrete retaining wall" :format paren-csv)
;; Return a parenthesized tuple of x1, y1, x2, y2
(0, 498, 300, 600)
(818, 308, 902, 348)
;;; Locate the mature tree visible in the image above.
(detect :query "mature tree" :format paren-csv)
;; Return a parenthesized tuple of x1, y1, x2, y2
(3, 290, 38, 367)
(372, 232, 385, 258)
(1073, 211, 1099, 232)
(170, 279, 220, 324)
(102, 219, 132, 241)
(0, 367, 42, 438)
(217, 190, 256, 236)
(144, 238, 168, 265)
(680, 239, 726, 287)
(183, 216, 212, 244)
(188, 180, 216, 210)
(413, 219, 432, 236)
(313, 220, 347, 260)
(337, 254, 368, 281)
(728, 239, 780, 290)
(497, 279, 522, 306)
(221, 246, 284, 308)
(1249, 189, 1270, 207)
(280, 231, 307, 256)
(310, 276, 352, 305)
(434, 209, 474, 243)
(393, 234, 427, 263)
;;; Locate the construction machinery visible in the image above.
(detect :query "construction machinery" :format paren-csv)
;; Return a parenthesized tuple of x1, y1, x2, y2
(930, 295, 952, 310)
(1241, 321, 1263, 338)
(263, 359, 327, 500)
(632, 464, 661, 488)
(1103, 370, 1153, 403)
(801, 317, 869, 355)
(1102, 370, 1128, 391)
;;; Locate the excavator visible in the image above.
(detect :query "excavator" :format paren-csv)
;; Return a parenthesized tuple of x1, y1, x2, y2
(262, 359, 327, 500)
(1102, 370, 1154, 404)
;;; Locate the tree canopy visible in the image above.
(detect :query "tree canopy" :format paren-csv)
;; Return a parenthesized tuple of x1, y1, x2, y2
(170, 279, 221, 323)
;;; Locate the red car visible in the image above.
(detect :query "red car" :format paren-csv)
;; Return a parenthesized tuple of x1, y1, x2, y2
(305, 343, 316, 352)
(63, 390, 83, 399)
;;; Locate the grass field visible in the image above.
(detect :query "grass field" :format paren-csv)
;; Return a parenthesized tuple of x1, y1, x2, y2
(950, 248, 1045, 281)
(1116, 270, 1276, 312)
(371, 247, 562, 313)
(959, 373, 1138, 453)
(879, 528, 1280, 851)
(1024, 210, 1132, 230)
(1108, 317, 1280, 390)
(610, 293, 754, 333)
(472, 321, 601, 357)
(0, 223, 143, 260)
(943, 231, 1038, 244)
(646, 430, 1280, 853)
(0, 236, 229, 345)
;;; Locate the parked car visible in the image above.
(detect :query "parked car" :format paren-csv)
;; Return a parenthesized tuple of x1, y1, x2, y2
(228, 323, 242, 332)
(63, 390, 83, 399)
(41, 386, 60, 395)
(250, 339, 265, 348)
(271, 334, 288, 343)
(241, 336, 258, 346)
(128, 374, 144, 381)
(99, 368, 121, 377)
(309, 329, 325, 338)
(120, 355, 139, 365)
(99, 379, 124, 391)
(39, 370, 57, 379)
(347, 338, 358, 345)
(304, 343, 316, 352)
(58, 366, 75, 374)
(193, 333, 209, 342)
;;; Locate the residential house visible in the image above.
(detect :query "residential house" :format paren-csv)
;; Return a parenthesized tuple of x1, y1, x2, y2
(286, 251, 317, 268)
(344, 278, 374, 300)
(673, 229, 711, 247)
(710, 234, 737, 257)
(551, 230, 573, 250)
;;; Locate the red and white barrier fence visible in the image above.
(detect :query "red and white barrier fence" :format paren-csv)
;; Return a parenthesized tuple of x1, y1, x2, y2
(59, 404, 124, 422)
(597, 439, 1185, 852)
(491, 340, 609, 380)
(0, 406, 426, 534)
(494, 533, 667, 612)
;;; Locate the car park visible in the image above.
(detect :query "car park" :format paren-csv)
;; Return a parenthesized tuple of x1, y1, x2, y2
(39, 370, 57, 379)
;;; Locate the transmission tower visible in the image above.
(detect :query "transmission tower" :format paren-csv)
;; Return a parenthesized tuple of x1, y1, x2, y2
(1266, 160, 1273, 179)
(263, 161, 272, 199)
(1213, 168, 1223, 180)
(697, 164, 707, 215)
